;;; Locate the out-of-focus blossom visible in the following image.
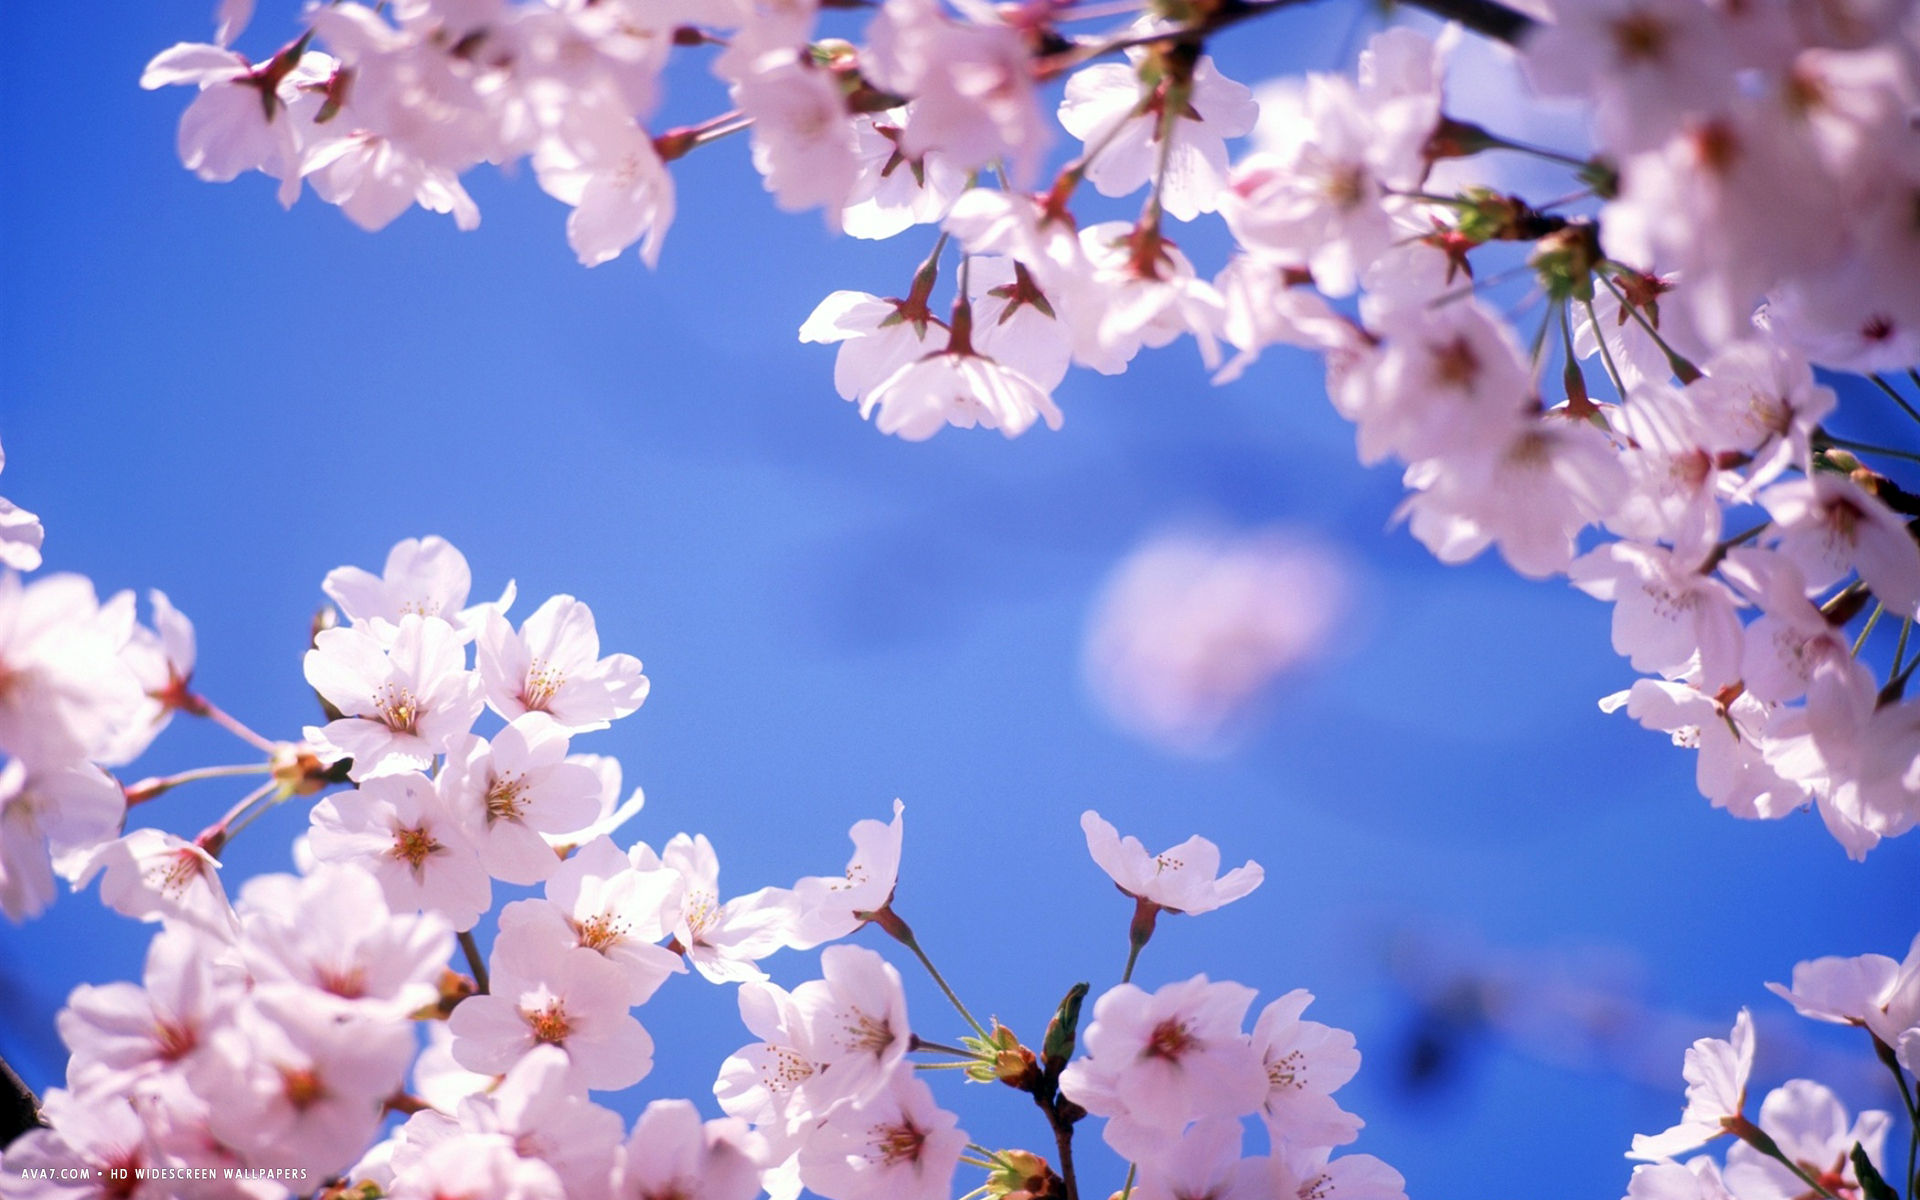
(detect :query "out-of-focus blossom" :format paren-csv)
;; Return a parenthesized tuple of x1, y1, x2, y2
(1083, 526, 1349, 753)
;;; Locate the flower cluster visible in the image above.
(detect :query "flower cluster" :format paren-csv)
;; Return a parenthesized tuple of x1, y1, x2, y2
(1622, 933, 1920, 1200)
(144, 0, 1920, 858)
(0, 520, 1401, 1200)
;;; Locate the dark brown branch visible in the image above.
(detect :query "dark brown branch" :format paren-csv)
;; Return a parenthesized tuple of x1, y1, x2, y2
(0, 1052, 46, 1148)
(1396, 0, 1538, 44)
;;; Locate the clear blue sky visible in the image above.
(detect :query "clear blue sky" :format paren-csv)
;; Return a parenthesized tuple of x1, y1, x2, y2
(1, 5, 1913, 1197)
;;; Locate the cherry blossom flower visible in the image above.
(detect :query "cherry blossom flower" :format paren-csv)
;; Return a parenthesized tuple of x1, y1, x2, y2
(235, 863, 454, 1018)
(795, 1068, 966, 1200)
(0, 572, 147, 770)
(1568, 541, 1745, 689)
(139, 41, 332, 209)
(786, 799, 905, 950)
(495, 834, 686, 1003)
(1767, 932, 1920, 1045)
(800, 291, 945, 407)
(863, 0, 1049, 181)
(1059, 975, 1268, 1159)
(305, 613, 485, 780)
(1058, 51, 1258, 222)
(477, 596, 649, 732)
(1629, 1009, 1755, 1160)
(1079, 810, 1262, 915)
(388, 1046, 624, 1200)
(622, 835, 784, 983)
(1251, 990, 1364, 1149)
(58, 925, 236, 1096)
(859, 340, 1063, 440)
(1258, 1144, 1409, 1200)
(1601, 679, 1806, 821)
(842, 111, 970, 241)
(1760, 473, 1920, 619)
(0, 760, 125, 922)
(0, 439, 44, 572)
(795, 944, 912, 1112)
(449, 933, 654, 1091)
(204, 989, 417, 1177)
(535, 99, 677, 268)
(71, 828, 240, 940)
(440, 716, 605, 884)
(323, 535, 503, 640)
(716, 975, 825, 1140)
(1083, 527, 1348, 753)
(308, 771, 493, 930)
(1721, 1080, 1890, 1200)
(615, 1098, 766, 1200)
(1129, 1117, 1262, 1200)
(386, 1133, 567, 1200)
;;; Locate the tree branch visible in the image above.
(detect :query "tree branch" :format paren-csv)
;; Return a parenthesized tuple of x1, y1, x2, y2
(1395, 0, 1538, 44)
(0, 1052, 45, 1148)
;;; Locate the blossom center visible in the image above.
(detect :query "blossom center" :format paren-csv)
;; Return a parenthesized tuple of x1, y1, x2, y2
(841, 1008, 898, 1058)
(485, 772, 528, 823)
(154, 1018, 197, 1062)
(1608, 11, 1671, 64)
(375, 683, 422, 734)
(575, 911, 630, 952)
(390, 823, 444, 877)
(278, 1065, 327, 1112)
(871, 1117, 927, 1166)
(1428, 335, 1482, 389)
(523, 658, 565, 710)
(525, 1000, 573, 1045)
(1144, 1017, 1199, 1061)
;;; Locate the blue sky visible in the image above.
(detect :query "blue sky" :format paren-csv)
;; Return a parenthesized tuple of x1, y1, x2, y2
(1, 3, 1915, 1196)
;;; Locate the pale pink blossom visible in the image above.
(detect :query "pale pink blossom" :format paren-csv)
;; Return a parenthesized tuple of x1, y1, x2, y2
(1767, 932, 1920, 1048)
(478, 596, 649, 731)
(1722, 1080, 1890, 1200)
(795, 1068, 966, 1200)
(386, 1133, 567, 1200)
(1079, 810, 1261, 915)
(786, 799, 904, 950)
(842, 111, 970, 241)
(1258, 1145, 1408, 1200)
(1058, 52, 1257, 221)
(449, 933, 654, 1091)
(800, 290, 943, 406)
(71, 828, 239, 939)
(1629, 1008, 1754, 1160)
(859, 344, 1063, 441)
(1083, 527, 1347, 753)
(205, 989, 417, 1176)
(1760, 473, 1920, 619)
(1251, 990, 1364, 1149)
(496, 834, 686, 1003)
(637, 832, 793, 982)
(308, 771, 493, 930)
(0, 439, 44, 572)
(323, 535, 503, 640)
(863, 0, 1049, 181)
(235, 862, 454, 1018)
(305, 613, 485, 779)
(615, 1099, 765, 1200)
(1059, 975, 1268, 1159)
(535, 100, 677, 268)
(440, 716, 604, 884)
(1568, 541, 1745, 688)
(0, 760, 124, 922)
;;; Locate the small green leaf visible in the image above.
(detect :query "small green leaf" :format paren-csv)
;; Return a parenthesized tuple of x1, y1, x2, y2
(1042, 982, 1089, 1070)
(1851, 1143, 1899, 1200)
